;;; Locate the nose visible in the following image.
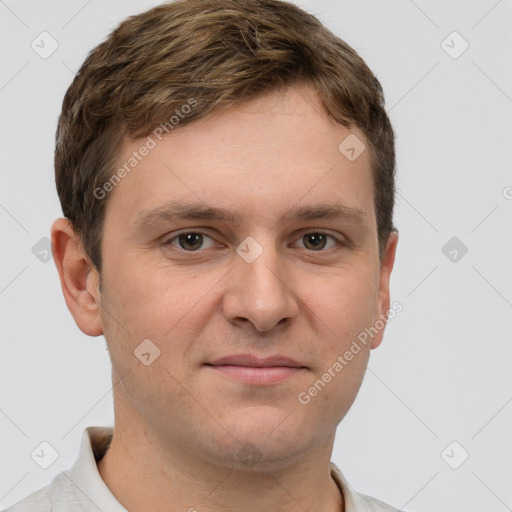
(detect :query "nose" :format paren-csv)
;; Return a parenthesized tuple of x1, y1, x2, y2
(222, 240, 299, 333)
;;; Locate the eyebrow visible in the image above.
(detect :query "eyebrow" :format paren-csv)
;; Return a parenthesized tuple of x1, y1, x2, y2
(131, 199, 367, 233)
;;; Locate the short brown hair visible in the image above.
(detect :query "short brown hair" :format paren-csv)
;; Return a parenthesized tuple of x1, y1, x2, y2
(55, 0, 397, 272)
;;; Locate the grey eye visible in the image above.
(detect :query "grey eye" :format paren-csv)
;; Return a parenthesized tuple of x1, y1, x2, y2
(297, 233, 337, 251)
(168, 232, 215, 251)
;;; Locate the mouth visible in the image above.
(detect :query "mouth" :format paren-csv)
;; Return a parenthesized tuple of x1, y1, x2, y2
(204, 354, 308, 385)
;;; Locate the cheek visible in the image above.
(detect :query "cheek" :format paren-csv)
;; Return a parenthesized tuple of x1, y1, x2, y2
(102, 256, 204, 331)
(300, 265, 378, 354)
(297, 276, 374, 431)
(98, 259, 221, 375)
(288, 267, 376, 423)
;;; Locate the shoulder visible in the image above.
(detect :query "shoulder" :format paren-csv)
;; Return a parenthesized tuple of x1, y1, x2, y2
(330, 462, 403, 512)
(357, 491, 403, 511)
(3, 485, 51, 512)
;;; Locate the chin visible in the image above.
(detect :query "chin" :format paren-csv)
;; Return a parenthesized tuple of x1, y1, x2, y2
(219, 439, 308, 473)
(207, 417, 313, 472)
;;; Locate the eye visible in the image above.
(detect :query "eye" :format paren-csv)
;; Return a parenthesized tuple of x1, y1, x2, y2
(165, 232, 216, 251)
(293, 232, 340, 251)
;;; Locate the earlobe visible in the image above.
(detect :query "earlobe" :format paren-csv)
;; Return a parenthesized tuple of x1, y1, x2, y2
(371, 231, 399, 349)
(51, 218, 103, 337)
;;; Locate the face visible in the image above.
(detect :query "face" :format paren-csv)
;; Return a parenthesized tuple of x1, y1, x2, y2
(79, 84, 397, 471)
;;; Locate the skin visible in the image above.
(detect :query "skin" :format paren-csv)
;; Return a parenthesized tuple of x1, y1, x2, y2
(52, 83, 398, 512)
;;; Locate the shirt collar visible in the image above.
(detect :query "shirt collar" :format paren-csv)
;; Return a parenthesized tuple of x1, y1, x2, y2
(49, 426, 368, 512)
(50, 427, 127, 512)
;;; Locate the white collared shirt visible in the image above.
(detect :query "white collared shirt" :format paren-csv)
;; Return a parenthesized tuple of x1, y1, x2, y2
(5, 426, 401, 512)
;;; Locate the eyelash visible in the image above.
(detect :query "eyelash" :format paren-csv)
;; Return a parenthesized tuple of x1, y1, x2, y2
(162, 230, 345, 253)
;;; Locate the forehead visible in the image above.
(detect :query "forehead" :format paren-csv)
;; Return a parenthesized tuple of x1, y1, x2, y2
(103, 84, 375, 230)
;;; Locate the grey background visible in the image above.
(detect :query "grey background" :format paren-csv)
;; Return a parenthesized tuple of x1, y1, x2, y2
(1, 0, 511, 510)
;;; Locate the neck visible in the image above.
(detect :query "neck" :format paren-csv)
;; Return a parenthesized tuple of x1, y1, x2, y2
(97, 424, 343, 512)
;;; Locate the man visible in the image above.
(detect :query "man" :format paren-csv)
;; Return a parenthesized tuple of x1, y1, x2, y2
(7, 0, 402, 510)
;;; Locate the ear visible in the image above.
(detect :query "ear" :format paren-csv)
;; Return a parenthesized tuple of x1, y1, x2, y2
(370, 231, 399, 349)
(51, 218, 103, 336)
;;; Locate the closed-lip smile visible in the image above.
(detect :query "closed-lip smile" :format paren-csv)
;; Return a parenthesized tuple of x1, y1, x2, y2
(205, 354, 307, 385)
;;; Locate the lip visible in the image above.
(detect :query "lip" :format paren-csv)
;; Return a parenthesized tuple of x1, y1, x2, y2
(208, 354, 305, 368)
(205, 354, 307, 385)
